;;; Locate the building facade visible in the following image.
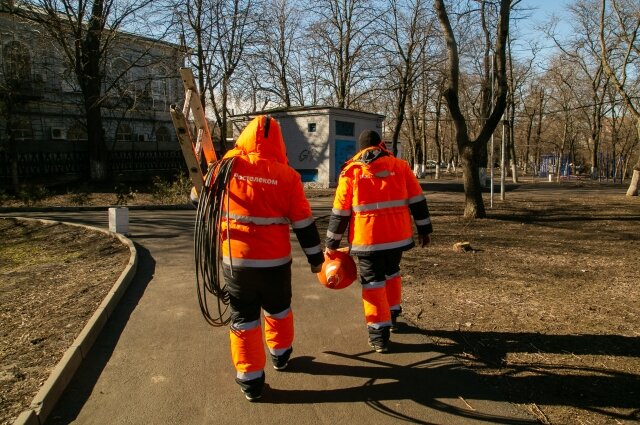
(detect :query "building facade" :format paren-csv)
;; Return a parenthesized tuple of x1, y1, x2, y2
(230, 107, 385, 186)
(0, 4, 184, 185)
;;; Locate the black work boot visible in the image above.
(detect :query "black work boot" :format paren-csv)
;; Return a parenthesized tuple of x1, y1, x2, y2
(367, 325, 391, 353)
(236, 373, 265, 402)
(270, 347, 293, 371)
(390, 308, 402, 333)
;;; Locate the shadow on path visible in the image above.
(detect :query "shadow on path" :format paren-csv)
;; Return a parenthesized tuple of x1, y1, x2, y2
(263, 352, 536, 424)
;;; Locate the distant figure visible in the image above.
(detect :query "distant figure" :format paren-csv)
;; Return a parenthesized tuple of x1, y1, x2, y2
(325, 129, 433, 353)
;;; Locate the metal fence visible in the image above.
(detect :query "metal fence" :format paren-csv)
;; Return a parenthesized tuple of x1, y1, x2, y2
(0, 150, 185, 183)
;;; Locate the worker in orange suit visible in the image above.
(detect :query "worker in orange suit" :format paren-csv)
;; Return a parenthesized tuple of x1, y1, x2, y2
(326, 129, 432, 353)
(218, 115, 324, 401)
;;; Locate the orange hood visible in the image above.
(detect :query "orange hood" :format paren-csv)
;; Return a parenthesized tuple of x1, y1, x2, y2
(223, 115, 287, 164)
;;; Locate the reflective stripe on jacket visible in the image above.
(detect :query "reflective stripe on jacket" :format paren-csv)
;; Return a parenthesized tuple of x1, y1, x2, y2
(218, 116, 323, 268)
(326, 146, 432, 256)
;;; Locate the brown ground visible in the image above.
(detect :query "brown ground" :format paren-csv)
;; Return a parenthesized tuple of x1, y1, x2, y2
(1, 179, 638, 425)
(0, 216, 130, 425)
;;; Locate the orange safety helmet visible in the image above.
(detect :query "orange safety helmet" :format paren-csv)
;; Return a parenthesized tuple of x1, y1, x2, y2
(316, 248, 357, 290)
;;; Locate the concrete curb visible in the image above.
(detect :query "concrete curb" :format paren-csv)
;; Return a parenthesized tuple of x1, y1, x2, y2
(0, 204, 194, 213)
(7, 217, 138, 425)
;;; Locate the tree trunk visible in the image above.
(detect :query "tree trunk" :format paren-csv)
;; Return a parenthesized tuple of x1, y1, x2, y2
(86, 101, 108, 181)
(434, 91, 442, 180)
(434, 0, 510, 218)
(391, 85, 407, 157)
(626, 123, 640, 196)
(461, 144, 485, 217)
(626, 161, 639, 196)
(83, 0, 108, 182)
(4, 99, 20, 192)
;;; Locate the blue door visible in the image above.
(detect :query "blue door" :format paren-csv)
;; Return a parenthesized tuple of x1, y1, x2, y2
(335, 139, 356, 179)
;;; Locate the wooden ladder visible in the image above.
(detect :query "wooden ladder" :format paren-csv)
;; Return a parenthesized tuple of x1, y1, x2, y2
(170, 68, 217, 191)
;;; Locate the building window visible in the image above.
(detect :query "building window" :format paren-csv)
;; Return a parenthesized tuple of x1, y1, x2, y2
(308, 123, 316, 132)
(61, 66, 81, 93)
(67, 124, 88, 141)
(10, 118, 33, 140)
(3, 41, 31, 81)
(155, 125, 172, 143)
(116, 124, 133, 142)
(110, 58, 133, 97)
(335, 120, 354, 137)
(152, 66, 168, 102)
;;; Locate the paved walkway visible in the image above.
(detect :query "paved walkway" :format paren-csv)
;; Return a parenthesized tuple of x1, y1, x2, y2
(10, 206, 536, 425)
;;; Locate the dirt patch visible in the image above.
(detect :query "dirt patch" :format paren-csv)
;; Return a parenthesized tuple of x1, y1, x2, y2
(314, 181, 639, 425)
(0, 218, 130, 425)
(401, 185, 638, 425)
(1, 180, 639, 425)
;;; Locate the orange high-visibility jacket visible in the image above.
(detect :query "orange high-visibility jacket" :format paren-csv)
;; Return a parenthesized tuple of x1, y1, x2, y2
(218, 116, 323, 268)
(326, 146, 432, 256)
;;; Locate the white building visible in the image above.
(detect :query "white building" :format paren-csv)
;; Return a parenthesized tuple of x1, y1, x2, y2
(231, 107, 385, 186)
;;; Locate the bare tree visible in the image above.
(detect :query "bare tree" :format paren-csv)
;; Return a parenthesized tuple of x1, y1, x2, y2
(176, 0, 218, 113)
(504, 42, 530, 183)
(434, 0, 512, 218)
(516, 79, 546, 175)
(15, 0, 170, 181)
(0, 24, 33, 190)
(379, 0, 435, 156)
(306, 0, 381, 108)
(211, 0, 259, 151)
(599, 0, 640, 196)
(545, 55, 581, 182)
(247, 0, 303, 107)
(546, 0, 609, 180)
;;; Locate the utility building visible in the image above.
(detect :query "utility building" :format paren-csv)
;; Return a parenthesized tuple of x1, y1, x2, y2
(230, 107, 385, 186)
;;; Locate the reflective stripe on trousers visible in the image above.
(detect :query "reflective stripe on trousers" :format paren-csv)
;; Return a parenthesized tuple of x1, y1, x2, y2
(362, 282, 392, 328)
(264, 308, 294, 356)
(229, 320, 265, 380)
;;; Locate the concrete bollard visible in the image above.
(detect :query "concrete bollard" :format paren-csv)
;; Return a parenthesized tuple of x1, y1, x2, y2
(108, 207, 129, 235)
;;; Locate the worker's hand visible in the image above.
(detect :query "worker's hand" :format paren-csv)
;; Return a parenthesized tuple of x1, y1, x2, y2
(417, 234, 431, 247)
(324, 248, 337, 257)
(189, 186, 199, 208)
(310, 263, 323, 274)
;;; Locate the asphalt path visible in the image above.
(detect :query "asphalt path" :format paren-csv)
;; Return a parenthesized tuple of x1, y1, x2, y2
(7, 205, 536, 425)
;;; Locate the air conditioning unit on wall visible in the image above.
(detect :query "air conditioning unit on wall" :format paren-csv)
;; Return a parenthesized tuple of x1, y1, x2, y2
(51, 127, 67, 140)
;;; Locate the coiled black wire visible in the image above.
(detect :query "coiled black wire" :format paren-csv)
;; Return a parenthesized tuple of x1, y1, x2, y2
(194, 157, 236, 327)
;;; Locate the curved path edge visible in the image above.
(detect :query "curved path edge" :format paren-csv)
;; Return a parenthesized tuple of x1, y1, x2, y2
(7, 217, 138, 425)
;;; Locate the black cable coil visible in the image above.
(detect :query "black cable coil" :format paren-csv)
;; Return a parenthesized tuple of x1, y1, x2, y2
(194, 157, 236, 326)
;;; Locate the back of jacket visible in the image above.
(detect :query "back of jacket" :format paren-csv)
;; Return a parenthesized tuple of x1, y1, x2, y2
(328, 147, 430, 256)
(219, 116, 322, 268)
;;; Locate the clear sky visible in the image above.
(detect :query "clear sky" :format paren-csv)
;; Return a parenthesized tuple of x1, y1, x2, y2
(511, 0, 575, 60)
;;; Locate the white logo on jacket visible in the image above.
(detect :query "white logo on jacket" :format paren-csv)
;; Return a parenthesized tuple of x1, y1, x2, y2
(233, 173, 279, 185)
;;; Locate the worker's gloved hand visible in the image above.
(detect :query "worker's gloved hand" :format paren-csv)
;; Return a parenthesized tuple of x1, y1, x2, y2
(324, 248, 337, 257)
(189, 186, 199, 208)
(310, 263, 323, 274)
(417, 234, 431, 247)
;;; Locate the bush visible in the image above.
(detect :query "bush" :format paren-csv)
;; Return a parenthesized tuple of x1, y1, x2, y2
(151, 173, 191, 204)
(0, 189, 10, 206)
(67, 184, 91, 206)
(17, 184, 48, 206)
(115, 182, 136, 205)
